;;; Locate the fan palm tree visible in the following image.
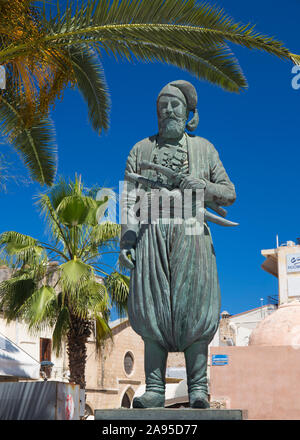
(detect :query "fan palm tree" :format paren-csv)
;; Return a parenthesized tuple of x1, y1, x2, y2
(0, 175, 129, 389)
(0, 0, 299, 186)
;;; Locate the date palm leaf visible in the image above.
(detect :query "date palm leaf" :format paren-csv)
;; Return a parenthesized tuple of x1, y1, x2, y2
(68, 45, 110, 134)
(1, 0, 298, 93)
(100, 38, 247, 92)
(0, 0, 298, 185)
(0, 89, 57, 185)
(28, 0, 297, 74)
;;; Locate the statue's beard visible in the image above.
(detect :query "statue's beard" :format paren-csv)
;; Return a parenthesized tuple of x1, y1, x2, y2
(158, 116, 186, 140)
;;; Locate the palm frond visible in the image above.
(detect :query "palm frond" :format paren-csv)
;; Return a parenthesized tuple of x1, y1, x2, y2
(101, 38, 247, 92)
(89, 221, 121, 246)
(68, 44, 110, 134)
(71, 278, 110, 319)
(291, 53, 300, 66)
(60, 257, 92, 281)
(94, 314, 111, 348)
(0, 275, 36, 321)
(20, 285, 56, 328)
(0, 231, 37, 248)
(35, 177, 77, 248)
(52, 305, 70, 356)
(105, 271, 129, 318)
(0, 231, 46, 265)
(0, 0, 295, 94)
(35, 182, 77, 257)
(0, 90, 57, 185)
(36, 192, 67, 246)
(39, 0, 292, 62)
(45, 176, 74, 209)
(56, 193, 104, 227)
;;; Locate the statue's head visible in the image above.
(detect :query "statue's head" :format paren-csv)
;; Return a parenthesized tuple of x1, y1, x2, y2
(157, 80, 199, 140)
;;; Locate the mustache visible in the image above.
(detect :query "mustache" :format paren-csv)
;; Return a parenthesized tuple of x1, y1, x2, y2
(160, 115, 186, 122)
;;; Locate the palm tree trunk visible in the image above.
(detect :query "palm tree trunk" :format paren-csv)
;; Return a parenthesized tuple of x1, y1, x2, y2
(67, 312, 91, 389)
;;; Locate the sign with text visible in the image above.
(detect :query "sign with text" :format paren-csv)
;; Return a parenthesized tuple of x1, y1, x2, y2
(287, 254, 300, 273)
(212, 354, 228, 366)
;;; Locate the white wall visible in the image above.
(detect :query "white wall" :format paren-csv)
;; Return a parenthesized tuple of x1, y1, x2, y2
(229, 305, 277, 346)
(0, 267, 68, 380)
(0, 314, 68, 381)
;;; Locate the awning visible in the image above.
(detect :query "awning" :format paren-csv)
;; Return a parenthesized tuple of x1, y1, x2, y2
(0, 332, 40, 380)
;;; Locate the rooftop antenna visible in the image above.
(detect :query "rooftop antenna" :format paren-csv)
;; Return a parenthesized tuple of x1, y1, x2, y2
(276, 234, 279, 248)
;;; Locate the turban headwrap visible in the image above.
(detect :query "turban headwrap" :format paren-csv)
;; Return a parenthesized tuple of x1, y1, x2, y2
(157, 80, 199, 132)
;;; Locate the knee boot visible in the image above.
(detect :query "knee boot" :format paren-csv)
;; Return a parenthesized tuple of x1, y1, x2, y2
(133, 338, 168, 408)
(184, 340, 210, 408)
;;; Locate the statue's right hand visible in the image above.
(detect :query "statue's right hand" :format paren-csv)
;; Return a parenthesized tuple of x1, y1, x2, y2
(119, 248, 136, 270)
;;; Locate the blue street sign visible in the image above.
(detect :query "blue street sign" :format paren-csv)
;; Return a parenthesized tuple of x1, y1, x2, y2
(212, 354, 228, 366)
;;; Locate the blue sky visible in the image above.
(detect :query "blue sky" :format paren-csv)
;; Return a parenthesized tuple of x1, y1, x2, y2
(1, 0, 300, 318)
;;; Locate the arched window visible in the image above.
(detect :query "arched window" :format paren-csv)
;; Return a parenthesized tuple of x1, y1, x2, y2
(121, 392, 131, 408)
(121, 387, 135, 409)
(84, 404, 94, 419)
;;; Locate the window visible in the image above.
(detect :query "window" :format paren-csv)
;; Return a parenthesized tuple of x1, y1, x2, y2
(121, 392, 131, 408)
(40, 338, 52, 378)
(40, 338, 51, 362)
(124, 351, 134, 376)
(121, 388, 134, 408)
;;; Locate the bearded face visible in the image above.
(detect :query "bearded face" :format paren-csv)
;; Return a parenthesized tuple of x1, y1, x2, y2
(157, 95, 188, 140)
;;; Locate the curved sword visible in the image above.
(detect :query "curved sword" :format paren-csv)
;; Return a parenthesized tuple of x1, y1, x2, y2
(125, 172, 238, 227)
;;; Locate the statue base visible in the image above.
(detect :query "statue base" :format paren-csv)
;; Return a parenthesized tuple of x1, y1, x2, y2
(94, 408, 246, 420)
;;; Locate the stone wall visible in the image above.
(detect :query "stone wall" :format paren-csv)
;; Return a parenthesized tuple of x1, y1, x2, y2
(85, 320, 145, 411)
(167, 352, 185, 368)
(219, 313, 235, 345)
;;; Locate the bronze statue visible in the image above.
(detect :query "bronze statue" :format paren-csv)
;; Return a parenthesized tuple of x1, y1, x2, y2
(119, 80, 237, 408)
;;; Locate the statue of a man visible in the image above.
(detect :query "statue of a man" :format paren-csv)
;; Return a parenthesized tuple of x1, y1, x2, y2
(119, 80, 236, 409)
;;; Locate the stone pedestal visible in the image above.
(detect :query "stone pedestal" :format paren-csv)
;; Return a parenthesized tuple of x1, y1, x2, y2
(95, 408, 246, 420)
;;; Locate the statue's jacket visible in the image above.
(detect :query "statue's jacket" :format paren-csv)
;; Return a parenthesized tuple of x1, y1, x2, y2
(121, 133, 236, 352)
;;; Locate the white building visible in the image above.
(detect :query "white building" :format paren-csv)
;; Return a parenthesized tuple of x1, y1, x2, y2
(210, 305, 277, 348)
(0, 266, 68, 382)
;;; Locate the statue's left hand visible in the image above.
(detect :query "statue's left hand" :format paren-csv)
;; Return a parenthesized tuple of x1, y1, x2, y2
(179, 175, 207, 190)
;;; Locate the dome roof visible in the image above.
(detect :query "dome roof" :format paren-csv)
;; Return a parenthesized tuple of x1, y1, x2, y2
(249, 301, 300, 347)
